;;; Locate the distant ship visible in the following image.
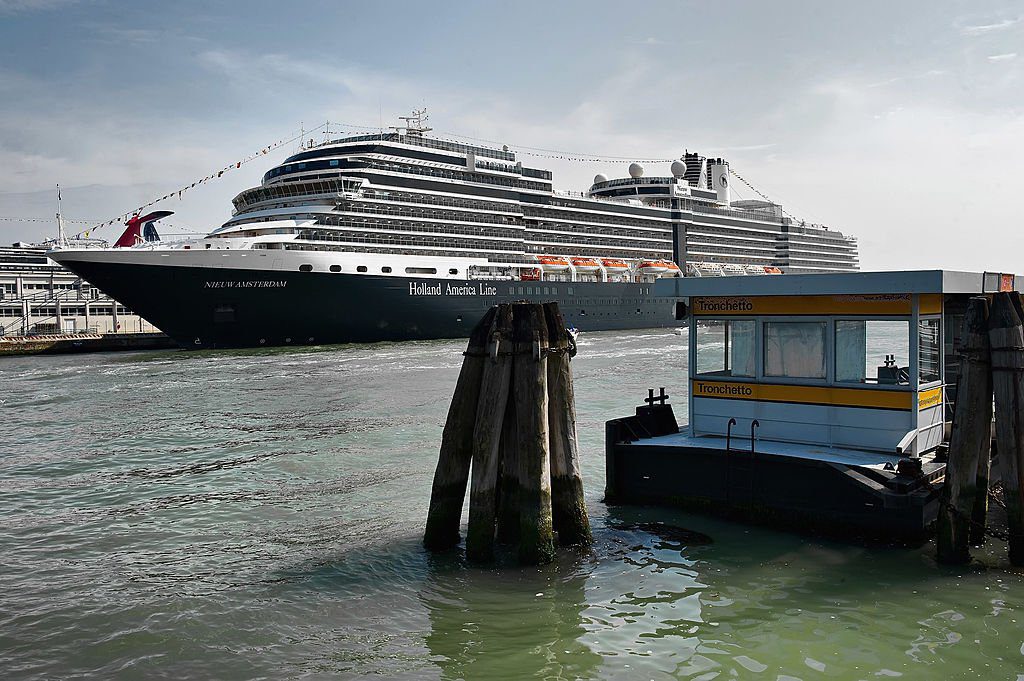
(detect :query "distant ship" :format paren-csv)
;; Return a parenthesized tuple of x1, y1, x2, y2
(50, 110, 859, 349)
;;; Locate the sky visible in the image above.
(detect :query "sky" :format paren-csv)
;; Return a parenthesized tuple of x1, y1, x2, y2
(0, 0, 1021, 271)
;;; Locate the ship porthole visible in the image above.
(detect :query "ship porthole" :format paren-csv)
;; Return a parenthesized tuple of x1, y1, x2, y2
(260, 338, 266, 345)
(308, 337, 314, 342)
(285, 337, 292, 343)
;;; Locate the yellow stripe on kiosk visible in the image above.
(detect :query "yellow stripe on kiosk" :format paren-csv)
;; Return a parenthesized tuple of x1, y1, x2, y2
(691, 293, 943, 317)
(691, 380, 915, 411)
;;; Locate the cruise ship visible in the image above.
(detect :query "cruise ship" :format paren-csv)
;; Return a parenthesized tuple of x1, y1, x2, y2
(50, 112, 859, 349)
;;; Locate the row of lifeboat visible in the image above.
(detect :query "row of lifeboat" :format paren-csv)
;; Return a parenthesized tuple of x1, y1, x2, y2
(524, 257, 781, 280)
(533, 256, 682, 277)
(685, 262, 784, 277)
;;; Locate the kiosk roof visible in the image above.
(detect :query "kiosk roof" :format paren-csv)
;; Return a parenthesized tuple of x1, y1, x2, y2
(656, 270, 1023, 298)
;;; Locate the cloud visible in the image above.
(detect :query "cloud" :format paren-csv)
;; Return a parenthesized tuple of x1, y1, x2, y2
(91, 27, 164, 45)
(0, 0, 76, 13)
(866, 69, 949, 89)
(3, 37, 1023, 275)
(987, 52, 1018, 62)
(959, 17, 1021, 35)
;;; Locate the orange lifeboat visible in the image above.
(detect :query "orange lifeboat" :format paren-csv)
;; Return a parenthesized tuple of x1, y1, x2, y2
(520, 267, 541, 281)
(638, 260, 669, 275)
(662, 261, 682, 277)
(600, 258, 629, 272)
(570, 257, 601, 272)
(536, 255, 571, 272)
(763, 266, 784, 275)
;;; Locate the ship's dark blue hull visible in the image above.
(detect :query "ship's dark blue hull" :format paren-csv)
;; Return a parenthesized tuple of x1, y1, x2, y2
(58, 260, 681, 349)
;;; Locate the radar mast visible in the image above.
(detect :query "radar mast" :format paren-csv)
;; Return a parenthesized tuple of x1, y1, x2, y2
(390, 108, 432, 138)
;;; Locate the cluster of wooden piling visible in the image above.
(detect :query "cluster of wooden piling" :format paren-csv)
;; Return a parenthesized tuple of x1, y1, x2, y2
(423, 302, 591, 564)
(937, 293, 1024, 565)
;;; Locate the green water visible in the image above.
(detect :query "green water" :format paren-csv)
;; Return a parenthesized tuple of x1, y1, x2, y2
(0, 330, 1021, 680)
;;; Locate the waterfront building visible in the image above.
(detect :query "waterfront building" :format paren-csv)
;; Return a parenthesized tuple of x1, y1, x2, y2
(0, 243, 157, 336)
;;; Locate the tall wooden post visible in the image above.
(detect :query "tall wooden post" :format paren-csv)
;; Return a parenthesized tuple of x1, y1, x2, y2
(512, 303, 555, 564)
(989, 292, 1024, 565)
(466, 305, 514, 561)
(543, 302, 592, 546)
(423, 307, 496, 551)
(969, 436, 992, 546)
(424, 301, 588, 565)
(936, 297, 991, 564)
(495, 394, 520, 544)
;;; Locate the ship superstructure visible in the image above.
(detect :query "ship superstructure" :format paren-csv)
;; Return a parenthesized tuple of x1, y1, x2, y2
(49, 112, 859, 349)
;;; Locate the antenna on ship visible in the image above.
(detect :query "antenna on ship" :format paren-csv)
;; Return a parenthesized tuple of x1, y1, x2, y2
(390, 108, 432, 138)
(55, 183, 67, 248)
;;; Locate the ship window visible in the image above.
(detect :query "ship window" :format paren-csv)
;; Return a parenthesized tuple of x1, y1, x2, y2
(357, 266, 368, 273)
(382, 266, 392, 273)
(406, 267, 437, 275)
(298, 264, 313, 272)
(329, 160, 339, 167)
(696, 319, 755, 377)
(449, 268, 458, 275)
(835, 320, 909, 385)
(544, 287, 550, 295)
(508, 287, 514, 294)
(919, 318, 941, 385)
(764, 321, 826, 379)
(329, 265, 341, 273)
(518, 287, 524, 295)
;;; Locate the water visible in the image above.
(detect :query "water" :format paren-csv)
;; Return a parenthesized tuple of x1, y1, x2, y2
(0, 329, 1021, 680)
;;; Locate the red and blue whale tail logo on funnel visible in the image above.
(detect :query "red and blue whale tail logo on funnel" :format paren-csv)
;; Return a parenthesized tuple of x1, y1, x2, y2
(113, 211, 173, 248)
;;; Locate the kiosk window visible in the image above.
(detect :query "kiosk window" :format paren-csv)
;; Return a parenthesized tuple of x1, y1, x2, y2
(919, 318, 941, 384)
(696, 320, 755, 377)
(836, 320, 910, 384)
(764, 322, 826, 379)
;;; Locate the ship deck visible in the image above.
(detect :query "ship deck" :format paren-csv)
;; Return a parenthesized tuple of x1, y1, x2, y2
(632, 430, 905, 469)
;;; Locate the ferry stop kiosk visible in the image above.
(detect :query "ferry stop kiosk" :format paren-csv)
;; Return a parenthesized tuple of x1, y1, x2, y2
(605, 270, 1022, 540)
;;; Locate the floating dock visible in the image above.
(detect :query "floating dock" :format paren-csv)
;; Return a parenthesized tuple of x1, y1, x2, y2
(0, 332, 177, 357)
(606, 270, 1023, 541)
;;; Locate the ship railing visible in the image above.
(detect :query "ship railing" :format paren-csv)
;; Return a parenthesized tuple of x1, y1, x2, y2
(353, 190, 520, 215)
(332, 203, 521, 226)
(363, 159, 550, 192)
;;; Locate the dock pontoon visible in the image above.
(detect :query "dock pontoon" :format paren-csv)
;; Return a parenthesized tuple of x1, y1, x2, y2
(605, 270, 1023, 540)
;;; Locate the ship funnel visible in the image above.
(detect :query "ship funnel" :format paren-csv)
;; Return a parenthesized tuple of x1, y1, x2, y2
(709, 160, 731, 205)
(113, 211, 173, 248)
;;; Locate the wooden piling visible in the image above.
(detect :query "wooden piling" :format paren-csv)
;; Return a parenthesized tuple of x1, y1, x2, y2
(936, 297, 992, 564)
(423, 307, 496, 551)
(969, 436, 992, 546)
(425, 301, 588, 565)
(495, 393, 520, 544)
(543, 302, 592, 546)
(512, 303, 556, 564)
(989, 292, 1024, 565)
(466, 305, 514, 561)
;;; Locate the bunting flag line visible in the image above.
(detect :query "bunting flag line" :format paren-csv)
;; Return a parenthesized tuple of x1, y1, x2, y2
(0, 216, 102, 224)
(68, 123, 328, 239)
